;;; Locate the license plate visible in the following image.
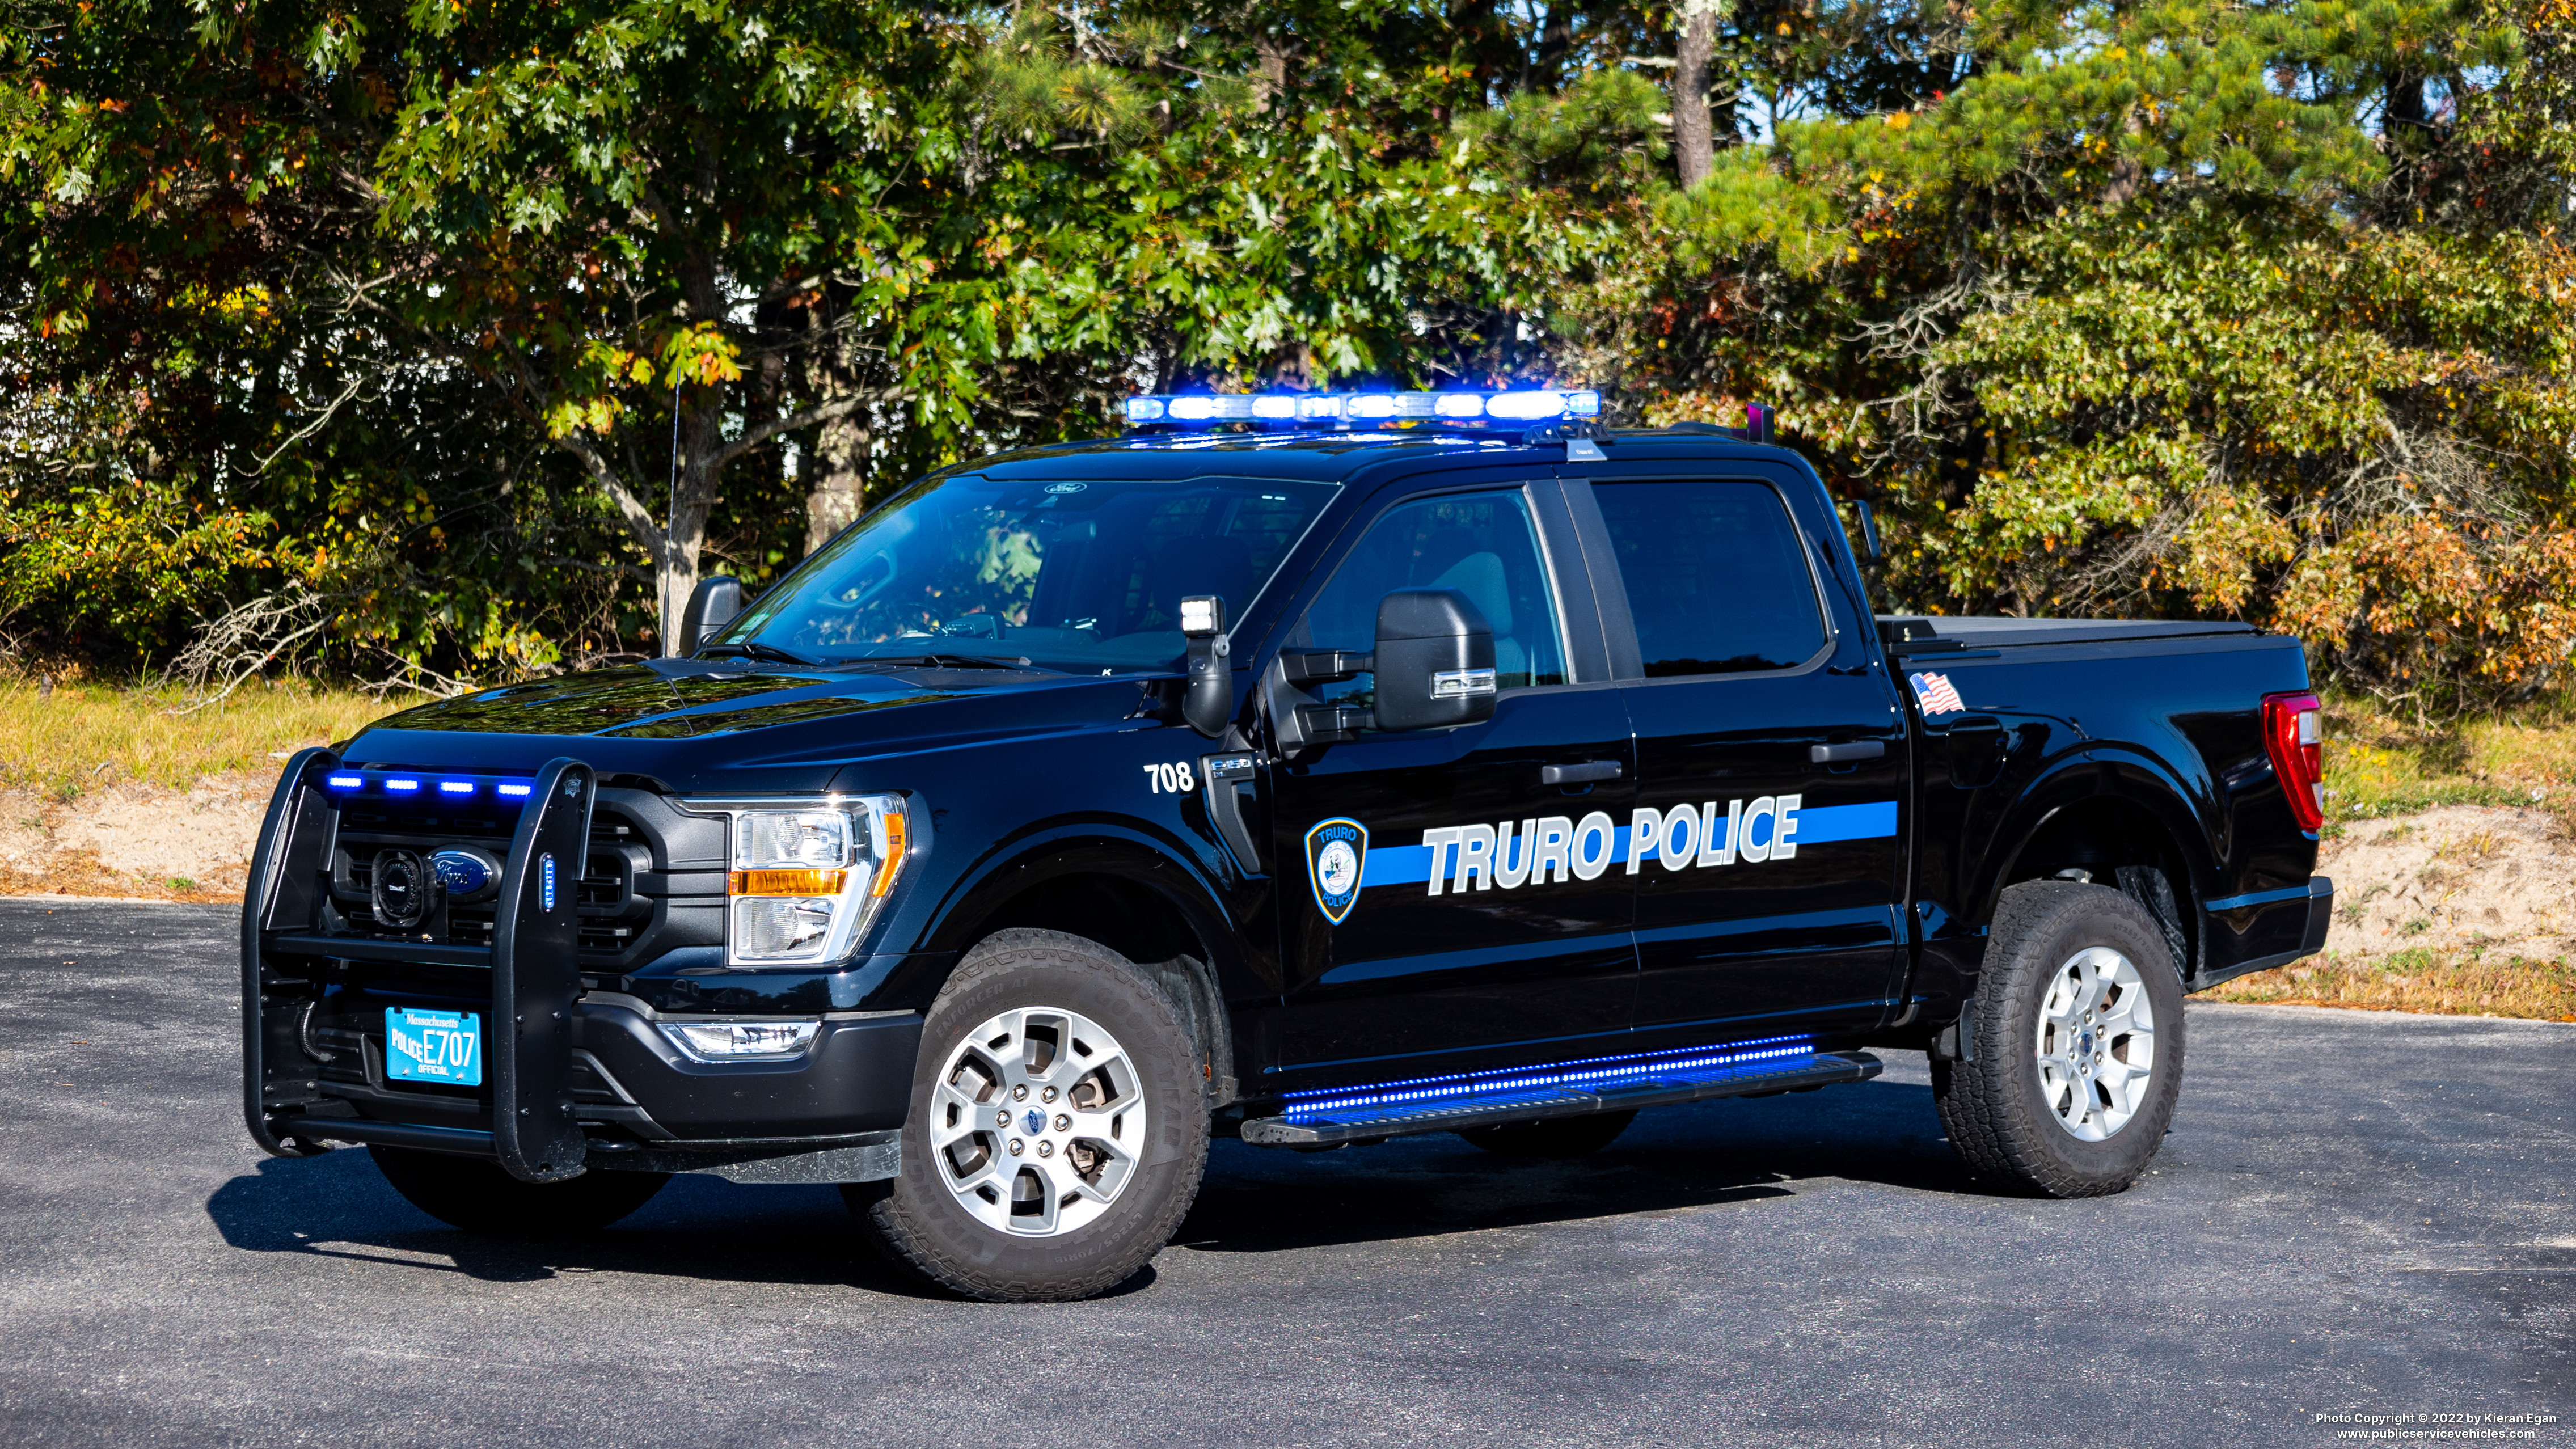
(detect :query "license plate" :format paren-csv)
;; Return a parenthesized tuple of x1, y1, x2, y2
(385, 1007, 483, 1087)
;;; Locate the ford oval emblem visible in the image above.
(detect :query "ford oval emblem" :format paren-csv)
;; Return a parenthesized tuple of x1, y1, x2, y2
(540, 853, 557, 911)
(1043, 482, 1086, 495)
(430, 848, 494, 898)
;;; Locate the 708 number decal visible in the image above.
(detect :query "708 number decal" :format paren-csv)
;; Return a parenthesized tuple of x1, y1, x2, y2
(1143, 761, 1198, 795)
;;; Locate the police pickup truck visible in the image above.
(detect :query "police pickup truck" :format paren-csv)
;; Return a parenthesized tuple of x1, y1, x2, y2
(242, 391, 2334, 1301)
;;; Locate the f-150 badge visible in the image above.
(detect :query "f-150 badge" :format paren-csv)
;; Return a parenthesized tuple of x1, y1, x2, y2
(1305, 818, 1368, 924)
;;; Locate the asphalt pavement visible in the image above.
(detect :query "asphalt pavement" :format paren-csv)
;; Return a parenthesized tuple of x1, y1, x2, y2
(0, 899, 2567, 1448)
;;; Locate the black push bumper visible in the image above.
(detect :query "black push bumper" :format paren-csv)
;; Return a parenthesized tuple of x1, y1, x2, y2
(242, 749, 917, 1184)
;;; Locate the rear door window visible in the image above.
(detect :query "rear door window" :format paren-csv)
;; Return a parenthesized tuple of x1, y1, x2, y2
(1590, 480, 1827, 676)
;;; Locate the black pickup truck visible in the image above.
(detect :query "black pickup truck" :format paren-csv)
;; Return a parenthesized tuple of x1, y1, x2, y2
(242, 391, 2334, 1301)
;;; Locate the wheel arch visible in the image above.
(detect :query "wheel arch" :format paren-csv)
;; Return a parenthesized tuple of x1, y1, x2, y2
(1977, 748, 2218, 981)
(905, 828, 1249, 1103)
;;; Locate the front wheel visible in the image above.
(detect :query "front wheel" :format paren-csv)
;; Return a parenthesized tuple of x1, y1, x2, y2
(1933, 880, 2186, 1197)
(368, 1146, 668, 1236)
(848, 929, 1209, 1302)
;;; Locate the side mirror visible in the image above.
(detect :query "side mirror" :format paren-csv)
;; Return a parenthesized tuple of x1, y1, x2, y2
(1371, 588, 1497, 731)
(1180, 594, 1232, 738)
(679, 576, 748, 656)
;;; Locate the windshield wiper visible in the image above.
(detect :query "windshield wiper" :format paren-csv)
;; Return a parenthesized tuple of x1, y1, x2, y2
(696, 640, 818, 666)
(860, 653, 1037, 670)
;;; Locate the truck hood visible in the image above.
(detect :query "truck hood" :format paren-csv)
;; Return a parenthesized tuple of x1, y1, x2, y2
(344, 660, 1173, 793)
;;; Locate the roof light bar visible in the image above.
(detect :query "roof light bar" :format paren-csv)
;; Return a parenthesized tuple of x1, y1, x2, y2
(1124, 388, 1601, 432)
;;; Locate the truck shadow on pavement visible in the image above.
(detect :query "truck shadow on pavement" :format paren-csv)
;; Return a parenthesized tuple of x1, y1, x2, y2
(1181, 1079, 1969, 1254)
(204, 1151, 945, 1295)
(204, 1079, 1963, 1288)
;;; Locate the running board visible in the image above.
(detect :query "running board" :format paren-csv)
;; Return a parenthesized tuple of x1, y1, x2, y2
(1240, 1039, 1882, 1148)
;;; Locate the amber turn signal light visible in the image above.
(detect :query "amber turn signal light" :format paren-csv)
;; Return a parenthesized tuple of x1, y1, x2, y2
(729, 868, 849, 897)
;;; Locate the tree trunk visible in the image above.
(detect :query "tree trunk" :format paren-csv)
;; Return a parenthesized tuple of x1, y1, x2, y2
(1674, 1, 1720, 190)
(657, 385, 723, 656)
(802, 289, 869, 556)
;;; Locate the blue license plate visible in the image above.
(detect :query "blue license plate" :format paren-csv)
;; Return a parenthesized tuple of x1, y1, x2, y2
(385, 1007, 483, 1087)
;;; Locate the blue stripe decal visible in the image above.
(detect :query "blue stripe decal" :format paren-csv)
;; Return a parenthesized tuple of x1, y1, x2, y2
(1358, 801, 1898, 888)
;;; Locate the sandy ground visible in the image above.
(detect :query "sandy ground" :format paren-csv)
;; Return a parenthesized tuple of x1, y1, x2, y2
(1, 778, 2567, 968)
(0, 770, 271, 902)
(2316, 804, 2575, 963)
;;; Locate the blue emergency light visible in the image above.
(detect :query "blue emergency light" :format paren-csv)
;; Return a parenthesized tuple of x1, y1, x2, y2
(1125, 387, 1601, 431)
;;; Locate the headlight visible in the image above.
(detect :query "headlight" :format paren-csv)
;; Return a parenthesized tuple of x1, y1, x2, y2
(715, 794, 911, 966)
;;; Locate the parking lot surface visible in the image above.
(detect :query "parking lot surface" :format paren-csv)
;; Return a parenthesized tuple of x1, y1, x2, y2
(0, 900, 2567, 1447)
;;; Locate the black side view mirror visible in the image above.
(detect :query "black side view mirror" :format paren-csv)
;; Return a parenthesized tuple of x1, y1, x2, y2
(679, 576, 748, 656)
(1371, 588, 1497, 732)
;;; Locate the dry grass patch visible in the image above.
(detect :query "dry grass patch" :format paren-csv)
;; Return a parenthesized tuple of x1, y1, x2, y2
(2208, 948, 2576, 1021)
(2321, 691, 2576, 828)
(0, 680, 387, 797)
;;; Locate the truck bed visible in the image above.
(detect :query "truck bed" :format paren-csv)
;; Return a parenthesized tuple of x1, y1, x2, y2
(1878, 615, 2260, 649)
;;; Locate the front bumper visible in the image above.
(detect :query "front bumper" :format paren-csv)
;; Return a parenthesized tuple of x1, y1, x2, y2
(242, 749, 920, 1184)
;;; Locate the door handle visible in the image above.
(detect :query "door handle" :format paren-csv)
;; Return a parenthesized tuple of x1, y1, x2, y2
(1540, 760, 1623, 785)
(1810, 741, 1886, 764)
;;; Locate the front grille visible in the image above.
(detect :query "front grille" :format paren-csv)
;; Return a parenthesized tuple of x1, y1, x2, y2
(330, 799, 671, 965)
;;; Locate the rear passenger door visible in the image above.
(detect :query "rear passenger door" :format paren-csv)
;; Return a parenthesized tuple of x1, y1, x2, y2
(1563, 463, 1911, 1037)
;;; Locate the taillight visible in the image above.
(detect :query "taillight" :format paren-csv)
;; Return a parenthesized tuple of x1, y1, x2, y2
(2262, 691, 2325, 832)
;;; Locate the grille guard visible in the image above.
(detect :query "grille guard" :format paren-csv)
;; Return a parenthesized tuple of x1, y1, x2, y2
(241, 747, 597, 1184)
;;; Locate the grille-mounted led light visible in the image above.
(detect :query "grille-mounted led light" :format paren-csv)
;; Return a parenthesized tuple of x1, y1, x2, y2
(326, 774, 363, 789)
(385, 778, 420, 793)
(1125, 388, 1601, 433)
(438, 780, 476, 795)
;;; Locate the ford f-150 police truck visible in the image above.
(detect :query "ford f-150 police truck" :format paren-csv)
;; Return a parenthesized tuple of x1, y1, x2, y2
(242, 391, 2334, 1301)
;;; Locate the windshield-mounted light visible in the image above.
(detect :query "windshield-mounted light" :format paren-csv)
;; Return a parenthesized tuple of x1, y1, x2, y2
(699, 794, 914, 967)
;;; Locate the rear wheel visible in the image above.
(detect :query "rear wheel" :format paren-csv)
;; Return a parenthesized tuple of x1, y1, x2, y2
(368, 1146, 668, 1236)
(1933, 881, 2185, 1197)
(1457, 1110, 1637, 1158)
(847, 929, 1208, 1302)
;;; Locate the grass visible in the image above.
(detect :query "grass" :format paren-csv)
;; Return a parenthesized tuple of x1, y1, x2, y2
(0, 679, 390, 797)
(2207, 948, 2576, 1022)
(2319, 690, 2576, 832)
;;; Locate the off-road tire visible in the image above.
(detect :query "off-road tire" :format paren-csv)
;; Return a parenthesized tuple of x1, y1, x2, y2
(368, 1146, 669, 1235)
(845, 928, 1209, 1302)
(1932, 880, 2186, 1197)
(1457, 1110, 1637, 1157)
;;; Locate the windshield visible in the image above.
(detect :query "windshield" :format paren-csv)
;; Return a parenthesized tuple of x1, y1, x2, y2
(712, 472, 1339, 672)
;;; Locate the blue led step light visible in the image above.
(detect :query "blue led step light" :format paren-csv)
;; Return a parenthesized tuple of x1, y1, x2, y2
(1239, 1035, 1883, 1147)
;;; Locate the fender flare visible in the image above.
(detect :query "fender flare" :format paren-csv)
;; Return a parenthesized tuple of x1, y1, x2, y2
(1971, 744, 2221, 939)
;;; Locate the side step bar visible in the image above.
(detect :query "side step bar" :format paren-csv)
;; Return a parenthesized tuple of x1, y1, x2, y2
(1240, 1038, 1883, 1148)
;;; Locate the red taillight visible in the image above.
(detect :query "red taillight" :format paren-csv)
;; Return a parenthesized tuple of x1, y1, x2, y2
(2262, 691, 2325, 832)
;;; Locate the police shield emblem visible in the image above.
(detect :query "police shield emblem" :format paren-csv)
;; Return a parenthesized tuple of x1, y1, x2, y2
(1304, 818, 1369, 924)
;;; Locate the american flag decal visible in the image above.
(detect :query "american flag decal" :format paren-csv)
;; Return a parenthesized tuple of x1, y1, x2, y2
(1910, 671, 1966, 716)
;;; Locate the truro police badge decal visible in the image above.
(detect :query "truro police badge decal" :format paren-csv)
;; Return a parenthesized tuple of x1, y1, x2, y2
(1304, 818, 1368, 924)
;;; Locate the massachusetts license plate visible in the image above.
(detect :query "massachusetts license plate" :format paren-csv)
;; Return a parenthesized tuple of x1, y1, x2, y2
(385, 1007, 483, 1087)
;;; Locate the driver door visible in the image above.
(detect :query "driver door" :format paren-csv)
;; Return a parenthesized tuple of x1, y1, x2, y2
(1265, 483, 1638, 1082)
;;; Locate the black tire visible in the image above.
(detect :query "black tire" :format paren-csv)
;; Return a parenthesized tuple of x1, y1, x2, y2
(368, 1146, 669, 1236)
(1457, 1110, 1637, 1158)
(847, 928, 1209, 1302)
(1933, 880, 2186, 1197)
